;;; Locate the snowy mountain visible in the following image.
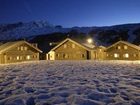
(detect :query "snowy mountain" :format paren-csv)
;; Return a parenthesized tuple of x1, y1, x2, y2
(0, 21, 140, 46)
(0, 21, 69, 40)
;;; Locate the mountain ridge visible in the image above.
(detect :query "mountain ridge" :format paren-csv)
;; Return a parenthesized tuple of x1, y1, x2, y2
(0, 21, 140, 47)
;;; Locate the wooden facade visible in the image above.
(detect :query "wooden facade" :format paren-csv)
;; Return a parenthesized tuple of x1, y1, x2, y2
(106, 41, 140, 60)
(47, 38, 92, 60)
(0, 41, 42, 64)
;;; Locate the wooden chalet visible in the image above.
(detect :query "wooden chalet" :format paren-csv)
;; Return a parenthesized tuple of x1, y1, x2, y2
(0, 41, 42, 64)
(46, 38, 94, 60)
(46, 38, 106, 60)
(106, 41, 140, 60)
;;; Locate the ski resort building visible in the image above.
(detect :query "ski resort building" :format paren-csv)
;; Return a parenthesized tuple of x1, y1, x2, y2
(0, 41, 42, 64)
(46, 38, 106, 60)
(106, 41, 140, 60)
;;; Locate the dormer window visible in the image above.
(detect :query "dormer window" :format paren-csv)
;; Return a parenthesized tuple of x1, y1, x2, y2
(21, 46, 24, 51)
(64, 44, 67, 48)
(72, 44, 75, 48)
(24, 47, 27, 51)
(124, 45, 128, 50)
(117, 46, 121, 49)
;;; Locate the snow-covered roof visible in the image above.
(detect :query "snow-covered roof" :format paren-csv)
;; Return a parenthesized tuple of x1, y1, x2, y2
(106, 41, 140, 50)
(0, 40, 42, 53)
(50, 38, 94, 51)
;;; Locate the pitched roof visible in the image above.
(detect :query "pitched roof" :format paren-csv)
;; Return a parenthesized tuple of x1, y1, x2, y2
(106, 41, 140, 50)
(0, 40, 42, 53)
(50, 38, 93, 51)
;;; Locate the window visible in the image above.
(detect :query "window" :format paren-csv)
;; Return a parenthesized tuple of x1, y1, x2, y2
(114, 53, 119, 58)
(117, 46, 121, 49)
(64, 44, 67, 48)
(17, 56, 20, 60)
(65, 54, 68, 58)
(7, 57, 12, 60)
(134, 54, 137, 57)
(82, 54, 85, 58)
(24, 47, 27, 51)
(124, 45, 128, 50)
(20, 56, 23, 60)
(124, 53, 129, 58)
(21, 46, 23, 50)
(17, 47, 20, 50)
(26, 55, 30, 60)
(72, 44, 75, 48)
(56, 54, 59, 57)
(63, 54, 68, 58)
(99, 49, 102, 52)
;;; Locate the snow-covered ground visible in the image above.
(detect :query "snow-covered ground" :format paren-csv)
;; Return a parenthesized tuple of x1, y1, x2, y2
(0, 60, 140, 105)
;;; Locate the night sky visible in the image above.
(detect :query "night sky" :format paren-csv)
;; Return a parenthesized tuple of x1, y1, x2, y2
(0, 0, 140, 27)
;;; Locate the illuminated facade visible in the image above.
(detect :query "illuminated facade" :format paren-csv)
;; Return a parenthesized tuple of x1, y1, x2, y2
(46, 38, 106, 60)
(47, 39, 140, 61)
(106, 41, 140, 60)
(0, 41, 42, 64)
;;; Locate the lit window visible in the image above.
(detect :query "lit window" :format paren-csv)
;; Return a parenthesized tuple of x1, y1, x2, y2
(124, 53, 129, 58)
(72, 44, 75, 48)
(17, 47, 20, 50)
(124, 45, 128, 50)
(26, 55, 30, 60)
(20, 56, 23, 60)
(24, 47, 27, 50)
(21, 46, 23, 51)
(17, 56, 20, 60)
(64, 44, 67, 48)
(114, 53, 119, 58)
(99, 49, 102, 52)
(65, 54, 68, 58)
(118, 46, 121, 49)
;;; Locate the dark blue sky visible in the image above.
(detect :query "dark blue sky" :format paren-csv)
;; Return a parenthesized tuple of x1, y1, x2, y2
(0, 0, 140, 27)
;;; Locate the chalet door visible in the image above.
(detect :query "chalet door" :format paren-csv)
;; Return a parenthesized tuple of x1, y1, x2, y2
(48, 54, 50, 60)
(87, 51, 90, 60)
(4, 54, 7, 64)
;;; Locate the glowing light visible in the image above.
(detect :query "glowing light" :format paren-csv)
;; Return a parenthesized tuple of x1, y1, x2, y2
(124, 53, 129, 58)
(17, 56, 20, 60)
(26, 55, 30, 60)
(114, 53, 119, 58)
(118, 46, 121, 49)
(87, 38, 93, 44)
(124, 45, 128, 49)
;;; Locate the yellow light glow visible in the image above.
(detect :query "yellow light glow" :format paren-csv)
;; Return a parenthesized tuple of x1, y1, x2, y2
(124, 53, 129, 58)
(87, 38, 93, 44)
(17, 56, 20, 60)
(26, 55, 30, 60)
(114, 53, 119, 58)
(124, 45, 128, 49)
